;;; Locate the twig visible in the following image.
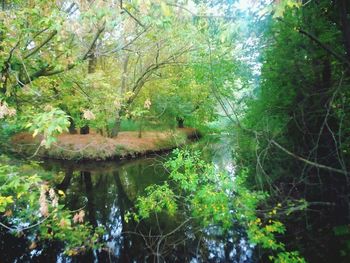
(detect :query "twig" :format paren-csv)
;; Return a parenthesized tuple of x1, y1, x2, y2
(270, 139, 350, 176)
(24, 30, 58, 59)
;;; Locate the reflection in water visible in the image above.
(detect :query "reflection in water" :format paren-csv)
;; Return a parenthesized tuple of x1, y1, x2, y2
(51, 157, 171, 262)
(83, 171, 97, 227)
(57, 167, 73, 192)
(0, 139, 255, 262)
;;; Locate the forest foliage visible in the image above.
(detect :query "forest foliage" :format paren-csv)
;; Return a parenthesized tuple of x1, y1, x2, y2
(0, 0, 350, 262)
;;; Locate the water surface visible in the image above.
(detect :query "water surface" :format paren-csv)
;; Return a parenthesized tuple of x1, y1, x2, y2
(0, 138, 254, 262)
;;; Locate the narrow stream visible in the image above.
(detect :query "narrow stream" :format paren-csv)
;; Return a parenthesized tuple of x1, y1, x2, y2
(0, 136, 254, 262)
(2, 136, 344, 262)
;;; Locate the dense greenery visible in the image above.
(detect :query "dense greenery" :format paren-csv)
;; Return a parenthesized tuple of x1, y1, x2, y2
(235, 1, 350, 261)
(0, 0, 350, 262)
(131, 149, 305, 262)
(0, 156, 104, 255)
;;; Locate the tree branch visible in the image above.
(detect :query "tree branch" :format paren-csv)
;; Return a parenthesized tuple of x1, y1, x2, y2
(120, 0, 145, 28)
(126, 46, 192, 105)
(21, 26, 105, 84)
(298, 28, 350, 68)
(166, 2, 236, 20)
(270, 139, 350, 176)
(82, 25, 105, 61)
(24, 30, 58, 59)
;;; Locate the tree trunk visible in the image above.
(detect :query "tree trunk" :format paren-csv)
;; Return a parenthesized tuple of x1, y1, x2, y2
(111, 54, 129, 137)
(80, 44, 97, 135)
(177, 117, 185, 128)
(83, 171, 97, 227)
(138, 121, 142, 138)
(121, 55, 129, 94)
(0, 6, 5, 90)
(57, 167, 73, 191)
(339, 0, 350, 62)
(80, 126, 90, 134)
(110, 114, 121, 137)
(68, 116, 77, 134)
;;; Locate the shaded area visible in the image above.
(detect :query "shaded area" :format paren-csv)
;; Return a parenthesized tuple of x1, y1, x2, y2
(0, 140, 253, 263)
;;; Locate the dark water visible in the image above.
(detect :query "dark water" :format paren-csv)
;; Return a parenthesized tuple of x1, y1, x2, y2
(0, 137, 254, 263)
(1, 135, 350, 262)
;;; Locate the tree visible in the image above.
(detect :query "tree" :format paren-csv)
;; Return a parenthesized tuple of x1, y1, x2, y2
(234, 1, 350, 261)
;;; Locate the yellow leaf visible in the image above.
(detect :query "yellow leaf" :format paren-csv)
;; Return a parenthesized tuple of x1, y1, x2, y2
(160, 2, 171, 17)
(6, 196, 13, 203)
(58, 190, 65, 197)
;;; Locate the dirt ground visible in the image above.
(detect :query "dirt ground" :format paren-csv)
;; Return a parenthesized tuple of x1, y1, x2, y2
(11, 128, 198, 160)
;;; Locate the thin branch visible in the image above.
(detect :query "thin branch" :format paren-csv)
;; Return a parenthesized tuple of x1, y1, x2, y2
(25, 27, 49, 48)
(126, 46, 192, 105)
(276, 17, 350, 68)
(298, 28, 350, 68)
(270, 139, 350, 176)
(166, 2, 236, 20)
(21, 26, 105, 84)
(120, 0, 145, 28)
(24, 30, 58, 59)
(0, 213, 52, 232)
(82, 25, 105, 61)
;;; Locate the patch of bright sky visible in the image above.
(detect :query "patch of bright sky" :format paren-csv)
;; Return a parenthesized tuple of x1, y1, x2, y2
(183, 0, 264, 78)
(235, 0, 273, 17)
(235, 0, 254, 11)
(185, 0, 267, 21)
(234, 0, 271, 77)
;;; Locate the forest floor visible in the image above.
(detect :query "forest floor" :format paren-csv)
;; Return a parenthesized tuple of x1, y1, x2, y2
(11, 128, 199, 161)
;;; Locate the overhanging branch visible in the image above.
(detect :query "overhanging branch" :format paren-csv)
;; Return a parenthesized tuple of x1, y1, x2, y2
(270, 139, 349, 176)
(21, 25, 105, 85)
(298, 28, 350, 68)
(24, 30, 58, 59)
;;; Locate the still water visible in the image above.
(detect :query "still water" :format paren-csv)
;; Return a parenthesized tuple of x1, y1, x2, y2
(0, 137, 254, 262)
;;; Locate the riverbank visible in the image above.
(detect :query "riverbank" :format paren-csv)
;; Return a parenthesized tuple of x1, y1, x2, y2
(11, 128, 199, 161)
